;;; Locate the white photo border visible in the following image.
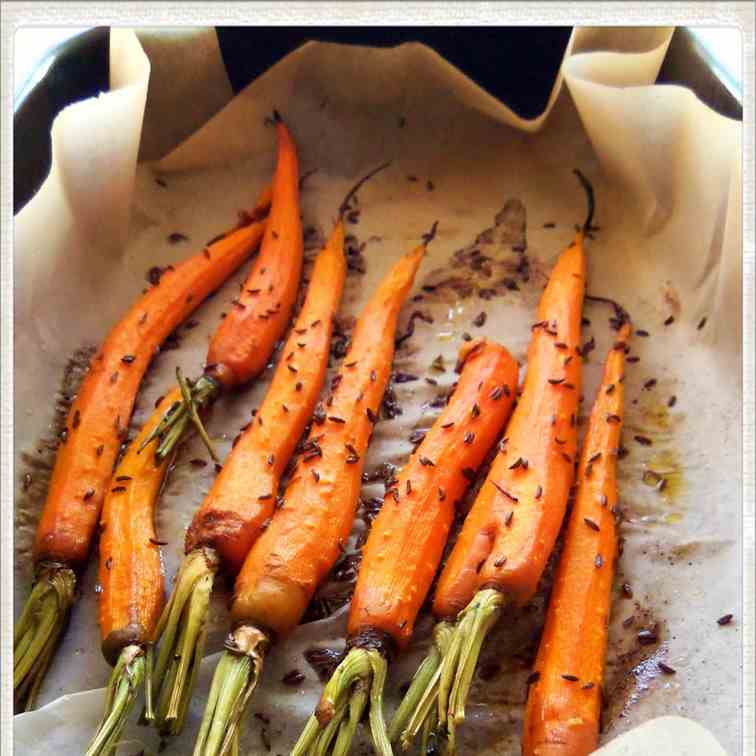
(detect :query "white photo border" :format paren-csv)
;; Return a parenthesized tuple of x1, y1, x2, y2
(1, 4, 752, 756)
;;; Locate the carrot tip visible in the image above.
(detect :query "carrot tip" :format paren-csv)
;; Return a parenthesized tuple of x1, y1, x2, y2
(585, 293, 632, 330)
(299, 168, 318, 190)
(422, 220, 439, 245)
(573, 169, 595, 233)
(338, 161, 392, 218)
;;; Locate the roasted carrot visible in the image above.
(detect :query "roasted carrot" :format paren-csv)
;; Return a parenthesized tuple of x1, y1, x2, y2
(205, 120, 301, 390)
(82, 387, 183, 756)
(293, 339, 518, 756)
(141, 112, 303, 462)
(522, 324, 630, 756)
(231, 240, 427, 637)
(149, 165, 388, 739)
(13, 192, 271, 712)
(192, 228, 431, 756)
(392, 171, 595, 753)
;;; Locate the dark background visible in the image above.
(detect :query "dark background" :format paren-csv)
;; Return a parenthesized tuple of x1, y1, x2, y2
(11, 26, 570, 213)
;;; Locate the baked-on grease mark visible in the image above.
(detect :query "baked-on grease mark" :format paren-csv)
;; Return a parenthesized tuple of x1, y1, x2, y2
(16, 346, 98, 563)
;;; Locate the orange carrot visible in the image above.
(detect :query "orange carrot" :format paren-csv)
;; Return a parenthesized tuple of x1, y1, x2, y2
(141, 113, 303, 462)
(14, 191, 270, 712)
(98, 389, 182, 663)
(434, 227, 586, 616)
(205, 116, 303, 390)
(231, 241, 427, 639)
(84, 387, 183, 756)
(350, 340, 519, 650)
(293, 339, 518, 756)
(522, 324, 630, 756)
(392, 171, 595, 754)
(151, 218, 347, 737)
(193, 229, 431, 756)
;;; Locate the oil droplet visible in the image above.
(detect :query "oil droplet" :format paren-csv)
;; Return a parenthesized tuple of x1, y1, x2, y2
(438, 331, 455, 342)
(447, 302, 466, 321)
(645, 448, 685, 502)
(642, 469, 664, 488)
(639, 401, 673, 432)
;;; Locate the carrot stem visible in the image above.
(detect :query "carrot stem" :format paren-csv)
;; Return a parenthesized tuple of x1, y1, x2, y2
(329, 684, 368, 756)
(573, 169, 595, 232)
(151, 547, 219, 733)
(441, 588, 506, 752)
(140, 372, 220, 462)
(292, 648, 390, 756)
(419, 708, 439, 756)
(313, 703, 349, 756)
(144, 643, 155, 723)
(13, 564, 76, 710)
(294, 710, 325, 756)
(178, 368, 220, 462)
(389, 621, 453, 746)
(192, 626, 268, 756)
(367, 651, 392, 756)
(394, 589, 506, 754)
(84, 645, 145, 756)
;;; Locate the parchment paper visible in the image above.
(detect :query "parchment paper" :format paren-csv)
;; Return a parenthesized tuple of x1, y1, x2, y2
(13, 26, 742, 755)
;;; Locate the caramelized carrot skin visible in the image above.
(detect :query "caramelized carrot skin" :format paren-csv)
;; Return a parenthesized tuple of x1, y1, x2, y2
(33, 216, 269, 569)
(433, 234, 587, 618)
(98, 388, 181, 664)
(185, 222, 347, 575)
(347, 340, 518, 649)
(523, 325, 630, 756)
(231, 244, 426, 639)
(207, 121, 303, 388)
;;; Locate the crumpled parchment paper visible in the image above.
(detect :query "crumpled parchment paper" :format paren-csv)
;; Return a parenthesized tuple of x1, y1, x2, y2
(14, 26, 742, 755)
